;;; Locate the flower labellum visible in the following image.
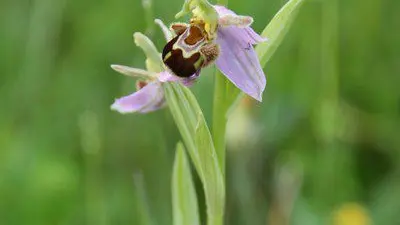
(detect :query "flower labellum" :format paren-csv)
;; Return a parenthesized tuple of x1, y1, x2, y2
(162, 22, 219, 78)
(169, 0, 267, 101)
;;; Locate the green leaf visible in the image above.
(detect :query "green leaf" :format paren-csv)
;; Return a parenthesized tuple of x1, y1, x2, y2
(256, 0, 306, 67)
(172, 142, 200, 225)
(212, 72, 240, 174)
(164, 82, 225, 225)
(164, 83, 198, 169)
(195, 114, 225, 225)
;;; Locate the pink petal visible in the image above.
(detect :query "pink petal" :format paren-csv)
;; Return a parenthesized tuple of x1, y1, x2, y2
(244, 27, 268, 44)
(213, 5, 267, 101)
(214, 5, 235, 16)
(111, 81, 165, 113)
(180, 72, 200, 87)
(158, 71, 180, 82)
(157, 71, 199, 87)
(216, 26, 266, 101)
(214, 5, 267, 44)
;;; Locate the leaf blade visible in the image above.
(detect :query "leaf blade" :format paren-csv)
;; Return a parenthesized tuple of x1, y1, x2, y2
(172, 142, 200, 225)
(256, 0, 306, 67)
(164, 82, 225, 225)
(195, 113, 225, 224)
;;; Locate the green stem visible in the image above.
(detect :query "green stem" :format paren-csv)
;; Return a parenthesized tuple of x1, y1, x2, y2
(212, 53, 240, 178)
(208, 213, 224, 225)
(211, 3, 228, 225)
(212, 0, 240, 182)
(212, 72, 228, 175)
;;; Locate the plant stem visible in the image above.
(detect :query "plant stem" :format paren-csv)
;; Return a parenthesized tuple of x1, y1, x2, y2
(211, 2, 229, 225)
(212, 0, 240, 175)
(208, 213, 224, 225)
(212, 72, 228, 175)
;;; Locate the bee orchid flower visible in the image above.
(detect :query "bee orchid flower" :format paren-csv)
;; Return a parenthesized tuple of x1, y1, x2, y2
(111, 21, 197, 114)
(172, 0, 267, 101)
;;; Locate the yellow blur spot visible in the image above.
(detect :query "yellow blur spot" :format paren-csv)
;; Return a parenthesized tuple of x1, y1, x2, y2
(193, 57, 203, 70)
(333, 203, 372, 225)
(164, 52, 172, 61)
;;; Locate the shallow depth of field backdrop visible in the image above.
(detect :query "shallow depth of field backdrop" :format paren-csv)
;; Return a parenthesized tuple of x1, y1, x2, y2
(1, 0, 399, 224)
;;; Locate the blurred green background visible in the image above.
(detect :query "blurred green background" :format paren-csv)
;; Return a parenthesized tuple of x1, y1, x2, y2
(1, 0, 399, 224)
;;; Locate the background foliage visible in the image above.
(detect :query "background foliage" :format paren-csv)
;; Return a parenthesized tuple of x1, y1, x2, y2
(1, 0, 399, 224)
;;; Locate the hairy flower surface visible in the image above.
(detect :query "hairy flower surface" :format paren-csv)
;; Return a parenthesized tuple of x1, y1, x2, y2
(111, 21, 196, 114)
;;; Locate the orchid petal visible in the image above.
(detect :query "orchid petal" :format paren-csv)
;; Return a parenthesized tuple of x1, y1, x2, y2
(215, 5, 259, 42)
(111, 64, 157, 79)
(155, 19, 173, 42)
(213, 5, 267, 101)
(111, 81, 165, 113)
(214, 5, 234, 16)
(158, 71, 180, 83)
(216, 26, 266, 101)
(180, 72, 200, 86)
(158, 71, 199, 87)
(214, 5, 267, 44)
(133, 32, 164, 73)
(218, 14, 253, 28)
(244, 27, 268, 44)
